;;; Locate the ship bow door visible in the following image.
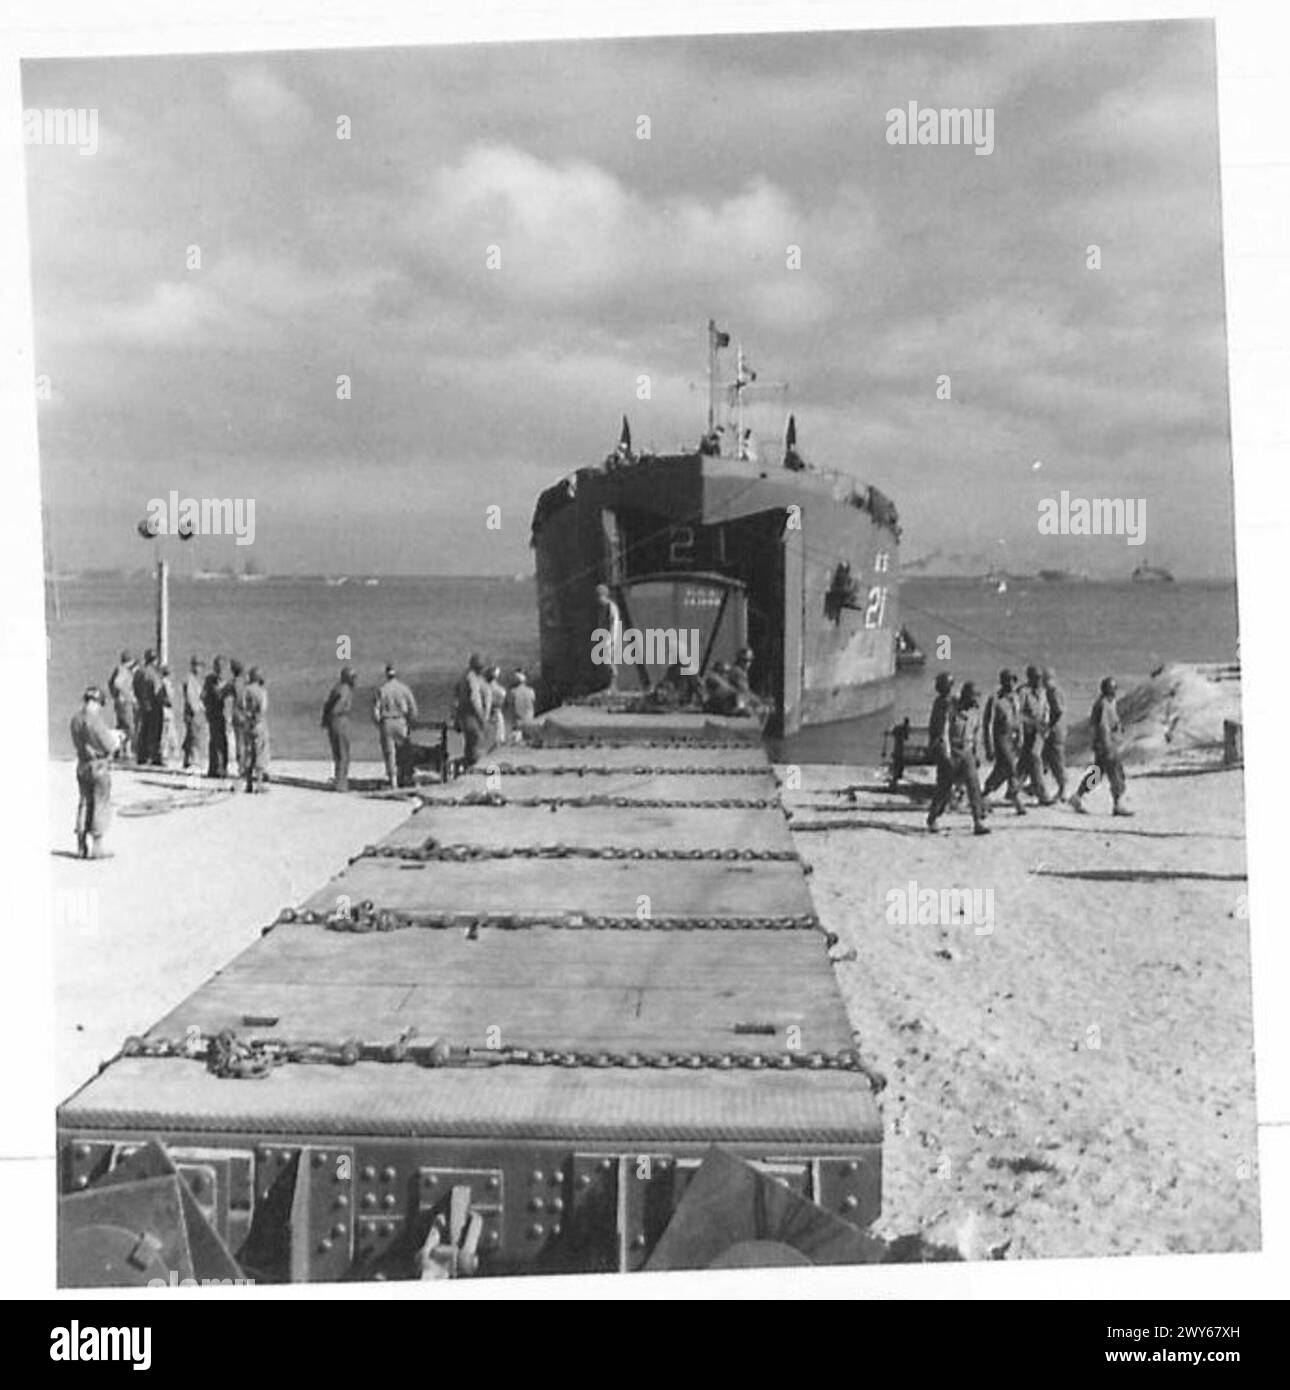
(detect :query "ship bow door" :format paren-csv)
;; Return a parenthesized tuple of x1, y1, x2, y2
(618, 573, 747, 686)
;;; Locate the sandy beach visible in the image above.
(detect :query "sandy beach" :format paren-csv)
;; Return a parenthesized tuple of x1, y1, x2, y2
(50, 666, 1257, 1263)
(785, 667, 1257, 1260)
(50, 759, 411, 1098)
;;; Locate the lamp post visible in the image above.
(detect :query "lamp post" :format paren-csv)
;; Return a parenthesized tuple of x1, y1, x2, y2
(138, 513, 193, 665)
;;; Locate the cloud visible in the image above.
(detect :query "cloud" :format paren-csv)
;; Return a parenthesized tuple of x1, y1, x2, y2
(23, 23, 1236, 577)
(407, 144, 826, 319)
(226, 63, 314, 143)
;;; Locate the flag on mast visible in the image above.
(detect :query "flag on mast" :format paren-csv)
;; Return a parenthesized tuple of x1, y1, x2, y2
(710, 320, 731, 350)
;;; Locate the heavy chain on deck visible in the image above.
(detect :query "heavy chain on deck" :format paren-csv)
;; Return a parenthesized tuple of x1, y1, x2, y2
(274, 904, 828, 935)
(354, 842, 800, 863)
(467, 764, 768, 777)
(527, 737, 760, 750)
(423, 793, 781, 809)
(116, 1028, 881, 1086)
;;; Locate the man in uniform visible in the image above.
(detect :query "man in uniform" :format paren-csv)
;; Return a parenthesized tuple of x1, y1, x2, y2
(927, 680, 989, 835)
(241, 667, 270, 793)
(506, 669, 537, 742)
(453, 653, 489, 769)
(70, 686, 120, 858)
(1017, 665, 1056, 805)
(486, 665, 508, 746)
(1041, 666, 1069, 801)
(228, 659, 249, 779)
(158, 663, 179, 766)
(321, 666, 356, 792)
(1070, 676, 1133, 817)
(594, 583, 622, 694)
(133, 649, 165, 766)
(107, 650, 137, 761)
(926, 672, 956, 824)
(729, 646, 764, 717)
(182, 656, 208, 771)
(374, 662, 418, 788)
(982, 668, 1027, 815)
(203, 656, 230, 777)
(702, 660, 740, 715)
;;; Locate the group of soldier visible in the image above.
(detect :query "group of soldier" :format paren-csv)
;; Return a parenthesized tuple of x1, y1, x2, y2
(321, 654, 537, 793)
(641, 647, 762, 718)
(106, 648, 270, 791)
(925, 664, 1131, 835)
(70, 649, 272, 860)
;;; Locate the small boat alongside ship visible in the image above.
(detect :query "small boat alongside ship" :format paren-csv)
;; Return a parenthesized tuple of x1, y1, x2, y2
(895, 624, 926, 671)
(529, 324, 902, 735)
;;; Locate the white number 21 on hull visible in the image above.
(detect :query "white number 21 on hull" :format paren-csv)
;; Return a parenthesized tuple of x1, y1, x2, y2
(864, 585, 888, 629)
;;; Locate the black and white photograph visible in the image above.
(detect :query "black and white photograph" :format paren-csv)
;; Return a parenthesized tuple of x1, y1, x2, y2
(3, 0, 1285, 1314)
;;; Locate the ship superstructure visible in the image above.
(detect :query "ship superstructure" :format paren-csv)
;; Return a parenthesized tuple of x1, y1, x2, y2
(529, 325, 901, 735)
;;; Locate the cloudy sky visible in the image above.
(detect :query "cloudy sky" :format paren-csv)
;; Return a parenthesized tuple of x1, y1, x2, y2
(24, 20, 1233, 577)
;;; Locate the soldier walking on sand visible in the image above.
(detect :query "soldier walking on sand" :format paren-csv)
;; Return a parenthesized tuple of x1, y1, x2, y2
(1041, 666, 1069, 801)
(927, 680, 989, 835)
(1070, 676, 1134, 817)
(107, 650, 137, 761)
(982, 668, 1027, 815)
(241, 667, 270, 793)
(182, 656, 207, 771)
(926, 672, 961, 832)
(70, 685, 121, 859)
(374, 662, 418, 788)
(321, 666, 357, 792)
(203, 656, 230, 778)
(1018, 665, 1056, 805)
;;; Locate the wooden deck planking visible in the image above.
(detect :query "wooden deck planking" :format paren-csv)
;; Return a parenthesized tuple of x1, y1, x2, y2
(302, 856, 813, 919)
(373, 803, 793, 852)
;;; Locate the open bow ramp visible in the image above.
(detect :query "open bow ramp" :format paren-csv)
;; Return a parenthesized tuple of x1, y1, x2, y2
(58, 718, 882, 1282)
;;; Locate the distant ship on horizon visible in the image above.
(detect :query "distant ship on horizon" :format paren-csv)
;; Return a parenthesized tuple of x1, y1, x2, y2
(1131, 554, 1175, 583)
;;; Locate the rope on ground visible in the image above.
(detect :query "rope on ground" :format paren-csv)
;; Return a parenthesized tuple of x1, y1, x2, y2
(117, 788, 234, 818)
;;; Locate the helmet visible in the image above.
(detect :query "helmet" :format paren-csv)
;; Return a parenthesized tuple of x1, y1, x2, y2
(959, 681, 978, 703)
(999, 668, 1016, 686)
(1100, 676, 1118, 697)
(934, 672, 954, 694)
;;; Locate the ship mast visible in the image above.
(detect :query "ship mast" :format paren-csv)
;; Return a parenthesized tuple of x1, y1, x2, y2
(706, 319, 720, 434)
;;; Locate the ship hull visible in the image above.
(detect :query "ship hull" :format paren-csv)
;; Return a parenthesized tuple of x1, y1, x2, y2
(531, 452, 899, 736)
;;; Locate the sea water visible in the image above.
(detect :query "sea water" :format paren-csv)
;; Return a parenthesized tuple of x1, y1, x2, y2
(45, 574, 1239, 764)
